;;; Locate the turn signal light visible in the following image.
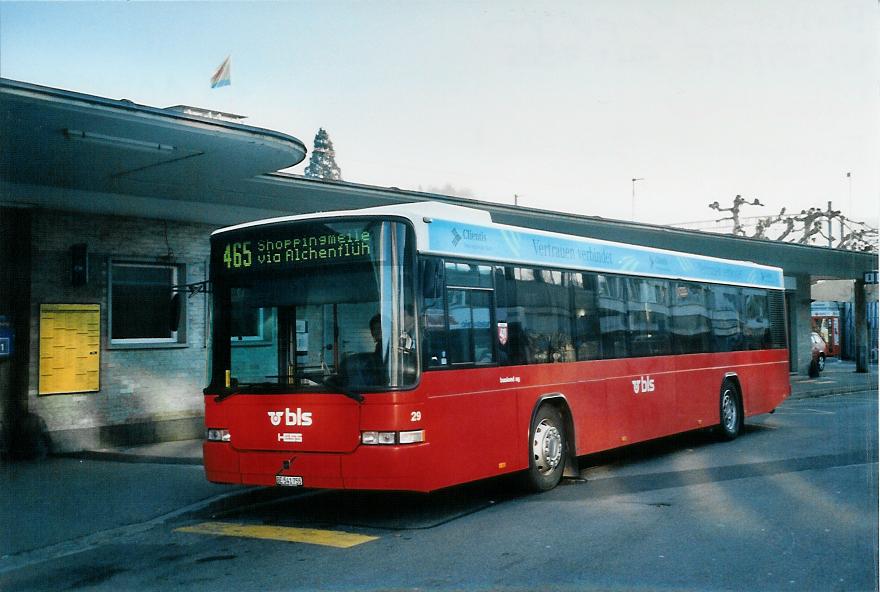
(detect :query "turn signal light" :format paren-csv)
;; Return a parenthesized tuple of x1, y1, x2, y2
(361, 430, 425, 445)
(398, 430, 425, 444)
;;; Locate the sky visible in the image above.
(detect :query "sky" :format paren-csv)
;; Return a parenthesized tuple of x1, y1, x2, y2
(1, 1, 878, 230)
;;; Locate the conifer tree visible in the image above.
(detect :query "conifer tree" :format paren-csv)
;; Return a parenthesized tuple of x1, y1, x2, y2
(303, 128, 342, 181)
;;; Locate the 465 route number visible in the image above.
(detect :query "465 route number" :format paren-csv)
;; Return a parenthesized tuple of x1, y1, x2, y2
(223, 242, 252, 269)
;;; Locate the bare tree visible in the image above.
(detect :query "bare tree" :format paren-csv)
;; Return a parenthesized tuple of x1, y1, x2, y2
(707, 195, 877, 252)
(709, 195, 763, 236)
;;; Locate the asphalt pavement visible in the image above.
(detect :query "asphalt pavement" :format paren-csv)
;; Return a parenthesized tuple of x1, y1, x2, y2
(1, 358, 876, 570)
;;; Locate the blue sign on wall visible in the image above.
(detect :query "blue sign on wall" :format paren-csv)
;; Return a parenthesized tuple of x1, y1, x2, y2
(0, 315, 13, 358)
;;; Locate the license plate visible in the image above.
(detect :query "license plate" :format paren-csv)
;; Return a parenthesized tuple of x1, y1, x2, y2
(275, 475, 303, 487)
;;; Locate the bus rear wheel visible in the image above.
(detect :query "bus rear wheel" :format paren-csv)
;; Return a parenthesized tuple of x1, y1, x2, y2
(717, 380, 742, 441)
(524, 405, 566, 492)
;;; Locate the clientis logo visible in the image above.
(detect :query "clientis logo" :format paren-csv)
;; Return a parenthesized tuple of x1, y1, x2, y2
(267, 408, 313, 426)
(450, 227, 488, 247)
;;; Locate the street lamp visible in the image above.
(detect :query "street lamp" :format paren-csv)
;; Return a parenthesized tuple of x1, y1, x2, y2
(631, 178, 644, 221)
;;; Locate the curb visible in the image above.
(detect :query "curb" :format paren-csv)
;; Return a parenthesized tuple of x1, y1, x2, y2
(53, 450, 202, 465)
(789, 383, 878, 400)
(0, 482, 304, 575)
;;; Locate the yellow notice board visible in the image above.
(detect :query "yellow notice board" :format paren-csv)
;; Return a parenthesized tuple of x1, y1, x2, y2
(39, 304, 100, 395)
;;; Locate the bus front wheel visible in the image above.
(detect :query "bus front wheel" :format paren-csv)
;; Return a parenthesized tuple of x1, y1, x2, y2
(524, 405, 566, 492)
(717, 380, 742, 441)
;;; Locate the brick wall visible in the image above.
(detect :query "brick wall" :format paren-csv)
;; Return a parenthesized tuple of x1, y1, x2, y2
(27, 209, 215, 451)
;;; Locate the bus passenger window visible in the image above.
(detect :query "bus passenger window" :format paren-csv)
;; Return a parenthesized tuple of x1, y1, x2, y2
(597, 275, 628, 359)
(422, 292, 448, 367)
(742, 289, 771, 350)
(572, 272, 600, 361)
(447, 288, 494, 365)
(625, 278, 671, 357)
(709, 285, 742, 352)
(447, 288, 495, 364)
(671, 282, 711, 354)
(504, 267, 573, 364)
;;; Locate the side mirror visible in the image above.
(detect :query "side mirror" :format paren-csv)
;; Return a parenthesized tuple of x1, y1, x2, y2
(169, 293, 182, 333)
(421, 258, 445, 299)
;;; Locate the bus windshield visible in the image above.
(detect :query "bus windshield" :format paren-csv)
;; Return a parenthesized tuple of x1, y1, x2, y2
(208, 218, 417, 394)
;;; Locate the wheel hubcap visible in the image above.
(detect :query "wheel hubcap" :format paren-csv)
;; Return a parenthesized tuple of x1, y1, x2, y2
(722, 390, 737, 432)
(533, 419, 563, 474)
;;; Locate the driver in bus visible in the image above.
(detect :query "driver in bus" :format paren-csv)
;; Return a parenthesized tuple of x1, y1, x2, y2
(369, 314, 383, 358)
(341, 313, 415, 387)
(371, 312, 416, 357)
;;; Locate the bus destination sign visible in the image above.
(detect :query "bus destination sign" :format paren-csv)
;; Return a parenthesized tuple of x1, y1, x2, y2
(219, 226, 373, 273)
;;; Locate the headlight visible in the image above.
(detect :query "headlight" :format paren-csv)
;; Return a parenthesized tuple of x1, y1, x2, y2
(206, 428, 231, 442)
(361, 431, 394, 445)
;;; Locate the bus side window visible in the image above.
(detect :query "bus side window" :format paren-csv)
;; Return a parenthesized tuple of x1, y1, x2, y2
(742, 288, 770, 350)
(571, 272, 600, 361)
(422, 290, 448, 367)
(494, 266, 511, 365)
(437, 263, 495, 367)
(447, 288, 494, 365)
(709, 285, 742, 352)
(671, 282, 711, 354)
(597, 274, 628, 359)
(502, 267, 574, 364)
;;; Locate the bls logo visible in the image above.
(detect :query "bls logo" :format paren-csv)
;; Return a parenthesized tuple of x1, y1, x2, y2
(267, 408, 313, 427)
(631, 376, 655, 394)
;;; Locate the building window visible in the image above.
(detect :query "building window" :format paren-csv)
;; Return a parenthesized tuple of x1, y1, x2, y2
(230, 288, 272, 343)
(109, 261, 184, 345)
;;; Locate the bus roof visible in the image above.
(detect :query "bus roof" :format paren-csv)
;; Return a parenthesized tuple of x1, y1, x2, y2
(213, 201, 784, 290)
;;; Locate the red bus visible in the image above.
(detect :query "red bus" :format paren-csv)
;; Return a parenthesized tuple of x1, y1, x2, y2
(203, 202, 789, 492)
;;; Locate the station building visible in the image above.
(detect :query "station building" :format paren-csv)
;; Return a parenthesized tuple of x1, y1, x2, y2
(1, 78, 876, 456)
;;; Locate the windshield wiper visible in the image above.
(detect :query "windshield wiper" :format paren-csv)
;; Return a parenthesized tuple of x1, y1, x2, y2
(212, 382, 281, 403)
(213, 384, 240, 403)
(213, 376, 364, 404)
(316, 375, 364, 403)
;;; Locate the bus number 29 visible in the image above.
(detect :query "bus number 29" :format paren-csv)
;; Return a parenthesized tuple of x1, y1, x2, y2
(223, 242, 252, 269)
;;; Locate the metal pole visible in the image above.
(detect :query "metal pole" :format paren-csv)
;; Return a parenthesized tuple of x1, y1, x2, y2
(827, 200, 833, 248)
(847, 172, 852, 214)
(854, 278, 868, 373)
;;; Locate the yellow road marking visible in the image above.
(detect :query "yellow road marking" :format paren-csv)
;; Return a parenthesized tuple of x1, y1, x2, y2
(175, 521, 378, 548)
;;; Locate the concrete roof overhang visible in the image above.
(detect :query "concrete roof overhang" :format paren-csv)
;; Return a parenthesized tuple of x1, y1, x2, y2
(1, 78, 875, 282)
(0, 78, 310, 221)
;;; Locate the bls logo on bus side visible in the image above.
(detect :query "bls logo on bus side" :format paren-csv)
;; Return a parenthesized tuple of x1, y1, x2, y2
(632, 376, 655, 395)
